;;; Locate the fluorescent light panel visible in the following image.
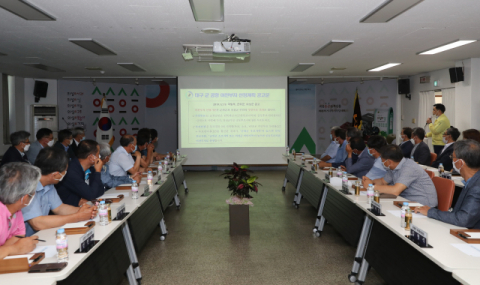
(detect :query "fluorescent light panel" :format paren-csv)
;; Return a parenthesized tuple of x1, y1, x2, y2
(24, 63, 65, 72)
(360, 0, 423, 23)
(69, 39, 116, 56)
(0, 0, 55, 21)
(209, 63, 225, 72)
(418, 40, 477, 55)
(368, 63, 401, 72)
(290, 63, 314, 72)
(312, 41, 353, 56)
(117, 63, 146, 72)
(189, 0, 224, 22)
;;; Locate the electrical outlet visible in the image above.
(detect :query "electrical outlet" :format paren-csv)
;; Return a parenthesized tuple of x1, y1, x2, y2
(412, 118, 416, 124)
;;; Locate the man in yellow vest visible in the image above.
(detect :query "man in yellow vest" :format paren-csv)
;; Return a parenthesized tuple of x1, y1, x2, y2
(426, 104, 450, 155)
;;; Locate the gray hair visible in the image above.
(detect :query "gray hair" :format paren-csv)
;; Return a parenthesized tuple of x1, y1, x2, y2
(454, 140, 480, 169)
(99, 143, 112, 158)
(0, 163, 41, 204)
(71, 127, 85, 138)
(10, 131, 30, 146)
(331, 126, 340, 132)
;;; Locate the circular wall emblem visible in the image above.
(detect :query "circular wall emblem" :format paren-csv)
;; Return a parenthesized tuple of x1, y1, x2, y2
(98, 117, 112, 131)
(93, 99, 101, 107)
(108, 105, 114, 113)
(318, 127, 325, 134)
(93, 130, 97, 137)
(119, 129, 127, 136)
(119, 99, 126, 107)
(367, 97, 374, 105)
(341, 98, 348, 106)
(132, 105, 139, 113)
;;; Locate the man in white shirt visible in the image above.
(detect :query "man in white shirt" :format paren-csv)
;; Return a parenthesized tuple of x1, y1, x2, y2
(320, 126, 340, 162)
(109, 135, 142, 176)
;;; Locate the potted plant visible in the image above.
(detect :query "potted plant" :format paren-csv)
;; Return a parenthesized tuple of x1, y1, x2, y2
(221, 163, 261, 235)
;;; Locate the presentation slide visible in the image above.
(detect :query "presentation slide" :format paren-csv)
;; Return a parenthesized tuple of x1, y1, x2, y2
(180, 89, 286, 148)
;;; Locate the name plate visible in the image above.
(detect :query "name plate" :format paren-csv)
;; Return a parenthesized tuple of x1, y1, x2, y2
(441, 172, 452, 180)
(371, 201, 382, 216)
(80, 228, 95, 252)
(342, 182, 349, 194)
(116, 203, 126, 220)
(324, 173, 330, 183)
(411, 224, 428, 247)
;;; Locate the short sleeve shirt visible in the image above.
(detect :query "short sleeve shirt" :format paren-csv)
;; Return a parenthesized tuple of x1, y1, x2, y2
(0, 202, 26, 246)
(22, 182, 63, 237)
(320, 141, 340, 163)
(383, 158, 438, 207)
(109, 146, 135, 176)
(365, 157, 387, 180)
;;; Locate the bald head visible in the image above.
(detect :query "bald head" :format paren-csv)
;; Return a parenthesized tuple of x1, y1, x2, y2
(120, 135, 136, 154)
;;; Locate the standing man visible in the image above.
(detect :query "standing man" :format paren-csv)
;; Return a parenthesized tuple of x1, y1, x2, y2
(426, 104, 450, 155)
(26, 128, 54, 164)
(0, 131, 31, 167)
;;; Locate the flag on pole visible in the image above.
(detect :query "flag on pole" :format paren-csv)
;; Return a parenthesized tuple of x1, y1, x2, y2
(352, 89, 362, 130)
(96, 94, 114, 146)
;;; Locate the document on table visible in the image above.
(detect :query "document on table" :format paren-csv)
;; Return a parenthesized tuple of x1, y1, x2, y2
(407, 203, 424, 207)
(99, 193, 129, 199)
(462, 232, 480, 239)
(63, 222, 89, 229)
(30, 245, 57, 258)
(387, 210, 428, 219)
(117, 184, 131, 187)
(451, 244, 480, 257)
(4, 254, 35, 262)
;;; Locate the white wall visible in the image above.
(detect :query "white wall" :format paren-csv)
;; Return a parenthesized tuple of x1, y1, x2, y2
(24, 78, 58, 136)
(454, 58, 480, 133)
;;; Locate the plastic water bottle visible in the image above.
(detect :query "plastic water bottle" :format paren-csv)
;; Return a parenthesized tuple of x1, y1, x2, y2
(99, 201, 109, 226)
(286, 146, 289, 156)
(367, 184, 374, 207)
(301, 153, 305, 165)
(163, 159, 168, 173)
(132, 182, 139, 199)
(147, 171, 153, 185)
(438, 163, 444, 175)
(157, 165, 162, 180)
(342, 172, 348, 192)
(401, 202, 409, 228)
(176, 149, 180, 157)
(56, 228, 68, 262)
(336, 167, 342, 177)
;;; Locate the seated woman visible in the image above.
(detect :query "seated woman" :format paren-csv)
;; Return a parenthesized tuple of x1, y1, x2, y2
(0, 163, 41, 259)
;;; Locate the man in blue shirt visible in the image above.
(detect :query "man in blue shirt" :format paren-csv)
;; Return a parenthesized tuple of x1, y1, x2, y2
(320, 126, 340, 163)
(99, 143, 141, 189)
(53, 129, 75, 159)
(318, 128, 347, 169)
(363, 135, 387, 181)
(26, 128, 54, 164)
(22, 148, 96, 236)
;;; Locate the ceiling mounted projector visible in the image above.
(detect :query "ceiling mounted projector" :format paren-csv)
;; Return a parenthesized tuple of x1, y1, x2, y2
(213, 34, 251, 58)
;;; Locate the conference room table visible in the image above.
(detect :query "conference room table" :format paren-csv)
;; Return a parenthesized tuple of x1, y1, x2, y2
(0, 155, 188, 285)
(282, 154, 480, 284)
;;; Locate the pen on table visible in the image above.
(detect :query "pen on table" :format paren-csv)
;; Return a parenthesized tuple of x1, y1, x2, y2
(15, 236, 46, 242)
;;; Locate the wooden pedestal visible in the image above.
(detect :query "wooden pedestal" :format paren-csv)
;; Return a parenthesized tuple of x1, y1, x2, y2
(229, 204, 250, 235)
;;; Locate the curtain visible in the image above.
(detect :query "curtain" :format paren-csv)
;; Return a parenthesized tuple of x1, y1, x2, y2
(442, 88, 455, 127)
(418, 91, 435, 151)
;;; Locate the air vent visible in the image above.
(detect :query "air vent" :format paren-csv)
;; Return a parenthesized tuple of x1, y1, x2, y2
(33, 106, 56, 116)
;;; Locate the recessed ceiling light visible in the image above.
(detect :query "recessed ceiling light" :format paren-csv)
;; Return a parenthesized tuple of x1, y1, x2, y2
(85, 67, 103, 71)
(69, 39, 116, 56)
(117, 63, 146, 72)
(312, 41, 353, 56)
(209, 63, 225, 72)
(189, 0, 224, 22)
(290, 63, 315, 72)
(418, 40, 477, 55)
(368, 63, 401, 72)
(0, 0, 55, 21)
(331, 67, 346, 71)
(201, 28, 222, 34)
(360, 0, 423, 23)
(24, 63, 65, 72)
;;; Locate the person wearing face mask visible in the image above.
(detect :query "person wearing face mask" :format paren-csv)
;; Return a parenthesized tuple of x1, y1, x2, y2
(26, 128, 53, 164)
(70, 127, 85, 156)
(98, 142, 142, 189)
(319, 126, 341, 162)
(363, 135, 387, 180)
(55, 140, 105, 207)
(0, 131, 32, 167)
(0, 163, 41, 259)
(410, 128, 431, 166)
(426, 104, 450, 155)
(416, 140, 480, 228)
(431, 127, 460, 171)
(54, 129, 76, 159)
(318, 129, 348, 168)
(109, 135, 142, 176)
(399, 127, 414, 158)
(22, 147, 97, 237)
(340, 136, 375, 178)
(363, 145, 438, 207)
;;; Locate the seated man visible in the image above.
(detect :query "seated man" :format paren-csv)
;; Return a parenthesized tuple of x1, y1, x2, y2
(26, 128, 53, 164)
(0, 131, 31, 167)
(55, 140, 105, 206)
(341, 136, 375, 178)
(416, 140, 480, 228)
(318, 129, 347, 168)
(399, 127, 414, 158)
(363, 145, 438, 207)
(410, 128, 431, 165)
(54, 129, 75, 159)
(22, 148, 97, 236)
(109, 135, 142, 176)
(431, 127, 459, 171)
(136, 133, 155, 168)
(345, 127, 362, 164)
(320, 126, 340, 162)
(70, 127, 85, 157)
(0, 163, 40, 259)
(99, 143, 141, 189)
(363, 135, 387, 180)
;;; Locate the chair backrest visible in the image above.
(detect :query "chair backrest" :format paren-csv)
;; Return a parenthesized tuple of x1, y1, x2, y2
(430, 152, 437, 165)
(425, 170, 434, 179)
(432, 176, 455, 211)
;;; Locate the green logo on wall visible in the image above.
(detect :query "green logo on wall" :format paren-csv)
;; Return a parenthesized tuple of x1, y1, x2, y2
(291, 127, 316, 155)
(106, 87, 115, 96)
(131, 117, 139, 125)
(118, 117, 127, 125)
(118, 88, 127, 96)
(130, 89, 139, 96)
(92, 87, 101, 95)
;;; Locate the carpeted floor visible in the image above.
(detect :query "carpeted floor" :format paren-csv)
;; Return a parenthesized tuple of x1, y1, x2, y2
(121, 170, 387, 285)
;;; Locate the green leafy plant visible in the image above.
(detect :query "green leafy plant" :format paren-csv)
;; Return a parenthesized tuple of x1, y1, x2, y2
(221, 162, 261, 199)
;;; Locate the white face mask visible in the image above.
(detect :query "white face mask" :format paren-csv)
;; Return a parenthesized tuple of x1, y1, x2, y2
(453, 159, 463, 173)
(23, 193, 35, 206)
(382, 159, 391, 171)
(54, 171, 67, 182)
(442, 137, 448, 144)
(23, 143, 30, 152)
(47, 139, 54, 147)
(69, 139, 73, 145)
